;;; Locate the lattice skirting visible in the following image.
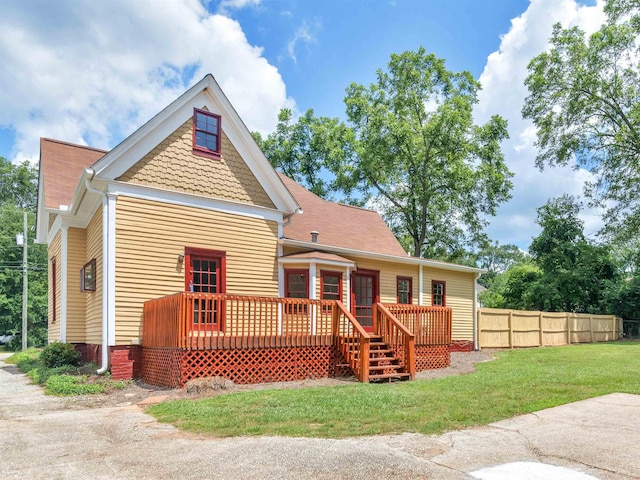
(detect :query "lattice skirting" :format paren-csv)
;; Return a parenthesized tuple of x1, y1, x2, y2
(390, 345, 450, 372)
(141, 344, 449, 387)
(181, 346, 342, 386)
(416, 345, 450, 371)
(142, 348, 182, 388)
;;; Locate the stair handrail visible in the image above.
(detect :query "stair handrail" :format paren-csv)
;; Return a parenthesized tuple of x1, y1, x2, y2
(333, 301, 371, 382)
(374, 302, 416, 380)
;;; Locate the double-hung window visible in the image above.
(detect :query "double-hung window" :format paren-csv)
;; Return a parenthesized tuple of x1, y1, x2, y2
(321, 271, 342, 313)
(285, 269, 309, 314)
(396, 276, 412, 304)
(432, 280, 446, 306)
(193, 108, 221, 158)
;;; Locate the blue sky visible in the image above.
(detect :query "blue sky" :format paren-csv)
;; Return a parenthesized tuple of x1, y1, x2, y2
(0, 0, 606, 250)
(229, 0, 530, 117)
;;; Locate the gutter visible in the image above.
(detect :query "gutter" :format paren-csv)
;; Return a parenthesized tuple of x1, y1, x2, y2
(84, 170, 110, 375)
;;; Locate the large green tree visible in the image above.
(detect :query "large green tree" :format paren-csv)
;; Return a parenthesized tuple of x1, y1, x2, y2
(0, 157, 48, 347)
(522, 0, 640, 242)
(253, 109, 355, 200)
(481, 196, 621, 313)
(258, 48, 513, 261)
(342, 48, 513, 259)
(527, 196, 618, 313)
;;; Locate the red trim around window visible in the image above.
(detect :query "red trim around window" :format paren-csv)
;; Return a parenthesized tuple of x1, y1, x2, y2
(431, 280, 446, 306)
(396, 276, 413, 304)
(51, 258, 57, 324)
(184, 247, 226, 293)
(284, 269, 309, 298)
(184, 247, 227, 332)
(320, 270, 342, 301)
(192, 108, 222, 159)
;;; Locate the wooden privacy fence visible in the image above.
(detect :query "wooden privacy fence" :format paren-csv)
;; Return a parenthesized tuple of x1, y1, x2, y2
(478, 308, 623, 348)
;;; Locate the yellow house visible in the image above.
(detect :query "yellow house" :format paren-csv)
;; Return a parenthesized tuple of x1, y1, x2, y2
(36, 75, 483, 386)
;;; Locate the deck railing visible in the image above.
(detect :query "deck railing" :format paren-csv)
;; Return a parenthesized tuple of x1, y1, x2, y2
(383, 304, 452, 345)
(374, 303, 416, 379)
(332, 300, 371, 382)
(142, 293, 336, 350)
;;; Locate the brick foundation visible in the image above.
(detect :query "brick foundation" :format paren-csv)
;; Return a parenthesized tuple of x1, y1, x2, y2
(450, 340, 474, 352)
(72, 343, 142, 380)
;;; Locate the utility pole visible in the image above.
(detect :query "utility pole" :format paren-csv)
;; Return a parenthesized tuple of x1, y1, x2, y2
(17, 212, 28, 350)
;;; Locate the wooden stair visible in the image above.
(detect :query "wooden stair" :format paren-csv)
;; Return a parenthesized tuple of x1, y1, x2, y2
(339, 335, 412, 383)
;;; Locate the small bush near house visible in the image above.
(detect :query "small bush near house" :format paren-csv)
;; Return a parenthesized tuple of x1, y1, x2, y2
(7, 347, 129, 396)
(40, 342, 81, 368)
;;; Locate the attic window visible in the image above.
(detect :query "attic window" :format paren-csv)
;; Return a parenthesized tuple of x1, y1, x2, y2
(193, 108, 221, 158)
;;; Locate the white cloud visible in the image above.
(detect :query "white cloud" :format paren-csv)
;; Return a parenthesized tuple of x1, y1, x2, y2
(287, 19, 321, 65)
(218, 0, 261, 14)
(474, 0, 607, 249)
(0, 0, 290, 162)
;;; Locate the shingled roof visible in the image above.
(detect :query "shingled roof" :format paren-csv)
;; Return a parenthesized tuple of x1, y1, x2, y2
(38, 137, 406, 259)
(279, 173, 408, 257)
(40, 138, 106, 210)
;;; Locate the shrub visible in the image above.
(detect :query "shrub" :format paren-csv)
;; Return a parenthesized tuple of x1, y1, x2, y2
(40, 342, 80, 368)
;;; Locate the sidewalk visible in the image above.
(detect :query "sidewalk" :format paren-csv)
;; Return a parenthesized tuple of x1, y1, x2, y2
(1, 351, 639, 479)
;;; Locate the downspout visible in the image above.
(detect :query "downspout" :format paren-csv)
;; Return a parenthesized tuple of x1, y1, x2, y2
(85, 172, 110, 374)
(473, 272, 480, 351)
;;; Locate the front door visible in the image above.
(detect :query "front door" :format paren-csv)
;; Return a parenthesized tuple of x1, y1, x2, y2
(351, 270, 379, 332)
(185, 247, 226, 331)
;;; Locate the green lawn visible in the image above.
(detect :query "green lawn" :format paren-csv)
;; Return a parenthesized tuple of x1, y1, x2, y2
(148, 342, 640, 438)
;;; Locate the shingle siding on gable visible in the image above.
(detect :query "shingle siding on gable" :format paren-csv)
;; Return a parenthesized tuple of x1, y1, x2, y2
(117, 119, 275, 209)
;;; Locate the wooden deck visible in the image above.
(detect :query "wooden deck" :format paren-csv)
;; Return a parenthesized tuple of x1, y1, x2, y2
(141, 293, 452, 387)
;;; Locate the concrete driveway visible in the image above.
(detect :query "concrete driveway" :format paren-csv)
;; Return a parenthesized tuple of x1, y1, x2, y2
(1, 351, 639, 479)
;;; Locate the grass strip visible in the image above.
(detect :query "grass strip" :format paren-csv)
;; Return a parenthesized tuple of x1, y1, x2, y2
(148, 342, 640, 438)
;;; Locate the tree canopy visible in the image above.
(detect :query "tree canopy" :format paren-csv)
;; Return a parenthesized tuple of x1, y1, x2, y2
(522, 0, 640, 242)
(257, 48, 513, 261)
(480, 196, 621, 314)
(0, 156, 48, 347)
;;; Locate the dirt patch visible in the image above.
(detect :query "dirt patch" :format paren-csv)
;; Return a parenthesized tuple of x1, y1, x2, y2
(60, 350, 494, 408)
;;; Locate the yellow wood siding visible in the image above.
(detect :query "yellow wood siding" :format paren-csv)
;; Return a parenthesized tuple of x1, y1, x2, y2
(66, 227, 87, 343)
(116, 119, 275, 209)
(423, 269, 475, 341)
(48, 232, 61, 343)
(281, 246, 475, 341)
(85, 208, 103, 344)
(351, 258, 419, 305)
(115, 196, 279, 345)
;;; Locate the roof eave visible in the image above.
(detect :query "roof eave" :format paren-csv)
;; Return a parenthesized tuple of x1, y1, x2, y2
(280, 238, 486, 274)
